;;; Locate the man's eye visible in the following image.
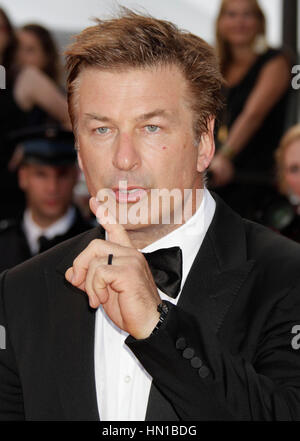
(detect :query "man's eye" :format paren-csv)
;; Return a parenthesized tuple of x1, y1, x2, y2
(224, 11, 236, 18)
(96, 127, 110, 134)
(145, 125, 159, 133)
(287, 165, 300, 174)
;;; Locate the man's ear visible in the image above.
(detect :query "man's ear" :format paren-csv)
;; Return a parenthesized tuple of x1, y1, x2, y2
(18, 165, 28, 191)
(196, 118, 215, 173)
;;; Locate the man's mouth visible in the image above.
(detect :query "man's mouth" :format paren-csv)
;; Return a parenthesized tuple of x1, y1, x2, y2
(112, 186, 148, 203)
(44, 199, 60, 207)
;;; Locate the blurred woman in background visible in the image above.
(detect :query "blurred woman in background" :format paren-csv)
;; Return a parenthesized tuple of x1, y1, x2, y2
(261, 125, 300, 243)
(17, 23, 61, 85)
(0, 8, 70, 219)
(210, 0, 291, 220)
(16, 23, 63, 127)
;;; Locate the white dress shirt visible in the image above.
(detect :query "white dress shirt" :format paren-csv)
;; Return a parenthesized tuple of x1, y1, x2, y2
(22, 206, 76, 255)
(94, 188, 216, 421)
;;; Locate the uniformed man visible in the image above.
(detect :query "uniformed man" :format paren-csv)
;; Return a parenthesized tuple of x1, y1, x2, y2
(0, 129, 93, 272)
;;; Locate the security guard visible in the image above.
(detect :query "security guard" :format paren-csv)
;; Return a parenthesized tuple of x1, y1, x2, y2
(0, 128, 93, 273)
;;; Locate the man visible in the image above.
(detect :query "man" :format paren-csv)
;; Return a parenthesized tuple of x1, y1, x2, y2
(0, 129, 92, 272)
(0, 10, 300, 421)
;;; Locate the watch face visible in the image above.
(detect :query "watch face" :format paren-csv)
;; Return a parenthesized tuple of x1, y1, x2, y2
(162, 303, 169, 314)
(158, 301, 169, 315)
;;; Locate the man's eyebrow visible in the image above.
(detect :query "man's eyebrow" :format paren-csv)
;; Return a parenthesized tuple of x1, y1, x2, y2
(134, 109, 176, 122)
(83, 109, 177, 124)
(83, 113, 112, 123)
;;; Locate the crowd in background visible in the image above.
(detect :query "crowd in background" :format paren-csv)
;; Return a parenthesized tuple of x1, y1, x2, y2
(0, 0, 300, 272)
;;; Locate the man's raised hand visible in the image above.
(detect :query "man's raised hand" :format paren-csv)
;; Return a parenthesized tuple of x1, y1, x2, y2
(65, 197, 161, 339)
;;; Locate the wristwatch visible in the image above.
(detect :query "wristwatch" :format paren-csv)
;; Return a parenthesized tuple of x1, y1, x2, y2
(151, 300, 170, 335)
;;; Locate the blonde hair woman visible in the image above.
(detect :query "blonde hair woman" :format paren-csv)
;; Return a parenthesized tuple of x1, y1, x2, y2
(275, 124, 300, 199)
(210, 0, 291, 221)
(260, 125, 300, 242)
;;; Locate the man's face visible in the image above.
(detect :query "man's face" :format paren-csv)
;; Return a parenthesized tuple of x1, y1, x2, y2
(76, 65, 214, 229)
(284, 139, 300, 197)
(19, 164, 78, 222)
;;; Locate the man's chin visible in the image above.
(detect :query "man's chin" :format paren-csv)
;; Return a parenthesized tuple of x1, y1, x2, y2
(120, 221, 153, 231)
(40, 205, 66, 221)
(112, 212, 166, 230)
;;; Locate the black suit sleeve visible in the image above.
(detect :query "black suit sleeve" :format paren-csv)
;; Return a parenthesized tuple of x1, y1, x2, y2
(0, 271, 25, 421)
(126, 283, 300, 421)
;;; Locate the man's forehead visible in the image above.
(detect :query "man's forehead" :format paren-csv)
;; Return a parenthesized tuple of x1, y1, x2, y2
(83, 108, 179, 123)
(77, 65, 190, 122)
(77, 64, 187, 99)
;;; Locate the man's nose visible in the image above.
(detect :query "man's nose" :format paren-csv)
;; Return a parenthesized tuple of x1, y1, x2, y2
(46, 176, 60, 194)
(112, 132, 140, 171)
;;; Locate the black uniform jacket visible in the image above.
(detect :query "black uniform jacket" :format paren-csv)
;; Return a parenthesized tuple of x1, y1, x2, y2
(0, 193, 300, 421)
(0, 206, 93, 273)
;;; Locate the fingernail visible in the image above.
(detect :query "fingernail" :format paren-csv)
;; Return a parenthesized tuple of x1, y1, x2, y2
(90, 296, 97, 308)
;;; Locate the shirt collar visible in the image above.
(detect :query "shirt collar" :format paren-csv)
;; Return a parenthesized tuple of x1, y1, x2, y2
(23, 206, 76, 255)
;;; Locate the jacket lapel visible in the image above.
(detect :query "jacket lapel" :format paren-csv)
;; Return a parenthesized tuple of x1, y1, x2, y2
(177, 193, 256, 334)
(204, 192, 256, 334)
(177, 235, 255, 336)
(45, 226, 104, 421)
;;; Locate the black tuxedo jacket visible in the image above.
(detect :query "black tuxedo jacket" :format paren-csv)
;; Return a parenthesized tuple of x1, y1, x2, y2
(1, 193, 300, 421)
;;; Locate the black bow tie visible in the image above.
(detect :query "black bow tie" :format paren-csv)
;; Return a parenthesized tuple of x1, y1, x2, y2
(38, 235, 49, 253)
(143, 246, 183, 298)
(38, 235, 61, 253)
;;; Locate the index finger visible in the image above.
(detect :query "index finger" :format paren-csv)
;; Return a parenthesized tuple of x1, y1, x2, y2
(90, 196, 133, 248)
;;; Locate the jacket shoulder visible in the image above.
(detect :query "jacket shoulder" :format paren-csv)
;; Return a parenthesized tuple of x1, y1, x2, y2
(0, 219, 18, 234)
(243, 218, 300, 278)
